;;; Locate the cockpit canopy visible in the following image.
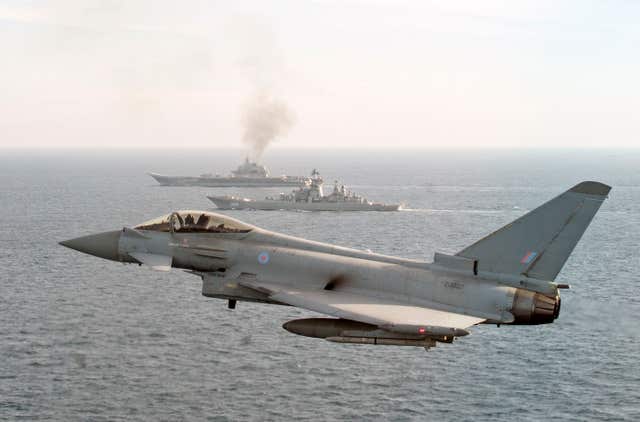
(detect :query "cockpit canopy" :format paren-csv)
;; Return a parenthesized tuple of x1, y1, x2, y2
(135, 210, 253, 234)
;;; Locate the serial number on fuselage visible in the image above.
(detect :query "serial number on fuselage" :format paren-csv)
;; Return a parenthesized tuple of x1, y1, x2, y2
(443, 281, 465, 290)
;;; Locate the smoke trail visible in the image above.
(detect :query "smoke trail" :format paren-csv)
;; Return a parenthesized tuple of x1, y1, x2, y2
(229, 15, 295, 160)
(241, 91, 295, 160)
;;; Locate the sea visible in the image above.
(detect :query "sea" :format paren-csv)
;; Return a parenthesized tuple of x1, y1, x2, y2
(1, 149, 638, 421)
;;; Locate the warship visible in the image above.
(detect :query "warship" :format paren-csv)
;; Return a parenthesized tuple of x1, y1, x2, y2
(149, 158, 307, 187)
(208, 170, 399, 211)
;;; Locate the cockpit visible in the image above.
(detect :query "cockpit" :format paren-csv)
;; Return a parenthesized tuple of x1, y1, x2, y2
(134, 211, 253, 234)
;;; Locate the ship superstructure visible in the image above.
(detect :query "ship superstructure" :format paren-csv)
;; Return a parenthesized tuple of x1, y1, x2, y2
(208, 169, 399, 211)
(149, 158, 306, 188)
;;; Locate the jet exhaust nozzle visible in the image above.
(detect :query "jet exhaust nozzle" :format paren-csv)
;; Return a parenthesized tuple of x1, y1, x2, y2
(511, 289, 561, 324)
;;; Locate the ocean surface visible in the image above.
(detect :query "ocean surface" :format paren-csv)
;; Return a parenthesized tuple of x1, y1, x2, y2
(1, 149, 639, 421)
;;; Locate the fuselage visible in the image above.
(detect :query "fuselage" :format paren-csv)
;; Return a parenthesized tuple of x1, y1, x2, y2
(72, 213, 558, 328)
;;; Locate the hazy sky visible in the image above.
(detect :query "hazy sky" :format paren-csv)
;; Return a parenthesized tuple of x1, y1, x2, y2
(1, 0, 639, 149)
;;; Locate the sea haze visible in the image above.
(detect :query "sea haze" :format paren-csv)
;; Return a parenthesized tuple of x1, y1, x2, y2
(1, 149, 639, 421)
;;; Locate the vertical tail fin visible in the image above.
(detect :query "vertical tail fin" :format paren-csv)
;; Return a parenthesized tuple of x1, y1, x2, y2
(456, 181, 610, 281)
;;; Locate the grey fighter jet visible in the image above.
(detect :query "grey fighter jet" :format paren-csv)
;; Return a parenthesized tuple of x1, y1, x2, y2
(60, 181, 610, 350)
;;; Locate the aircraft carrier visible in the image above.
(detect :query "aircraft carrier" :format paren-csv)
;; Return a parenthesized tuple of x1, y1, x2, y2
(208, 170, 399, 211)
(149, 158, 307, 187)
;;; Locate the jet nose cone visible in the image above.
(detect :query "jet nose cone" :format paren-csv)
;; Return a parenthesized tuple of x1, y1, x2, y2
(59, 230, 122, 261)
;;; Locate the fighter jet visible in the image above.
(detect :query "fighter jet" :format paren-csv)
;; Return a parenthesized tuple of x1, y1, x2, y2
(60, 181, 610, 350)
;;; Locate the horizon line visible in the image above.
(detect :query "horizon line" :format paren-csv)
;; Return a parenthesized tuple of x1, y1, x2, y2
(2, 146, 640, 151)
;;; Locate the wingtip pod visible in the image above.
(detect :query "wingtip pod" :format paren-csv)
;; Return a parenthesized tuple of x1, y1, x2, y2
(570, 181, 611, 196)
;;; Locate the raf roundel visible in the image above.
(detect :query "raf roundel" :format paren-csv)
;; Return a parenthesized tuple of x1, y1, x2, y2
(258, 251, 270, 265)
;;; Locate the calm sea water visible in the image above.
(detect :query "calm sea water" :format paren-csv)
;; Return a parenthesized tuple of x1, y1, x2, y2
(1, 149, 639, 421)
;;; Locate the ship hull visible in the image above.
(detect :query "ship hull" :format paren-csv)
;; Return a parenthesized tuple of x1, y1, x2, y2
(208, 196, 399, 212)
(149, 173, 305, 188)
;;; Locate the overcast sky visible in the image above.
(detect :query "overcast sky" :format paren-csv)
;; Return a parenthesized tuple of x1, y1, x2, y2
(1, 0, 639, 149)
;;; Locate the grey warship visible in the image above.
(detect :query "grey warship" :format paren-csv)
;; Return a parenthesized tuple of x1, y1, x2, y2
(208, 170, 399, 211)
(149, 158, 307, 187)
